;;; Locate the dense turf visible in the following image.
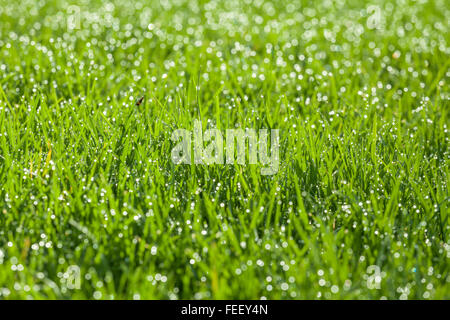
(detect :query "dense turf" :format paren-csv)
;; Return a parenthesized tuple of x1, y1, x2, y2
(0, 0, 448, 299)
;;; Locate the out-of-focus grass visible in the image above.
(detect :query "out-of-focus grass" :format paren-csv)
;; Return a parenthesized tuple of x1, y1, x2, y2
(0, 0, 448, 299)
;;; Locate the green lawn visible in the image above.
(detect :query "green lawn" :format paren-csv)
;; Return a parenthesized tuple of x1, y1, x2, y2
(0, 0, 448, 299)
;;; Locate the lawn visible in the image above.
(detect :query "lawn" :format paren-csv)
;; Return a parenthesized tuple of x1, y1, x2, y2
(0, 0, 448, 299)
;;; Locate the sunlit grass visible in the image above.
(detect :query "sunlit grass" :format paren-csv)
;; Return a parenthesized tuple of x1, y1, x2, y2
(0, 0, 448, 299)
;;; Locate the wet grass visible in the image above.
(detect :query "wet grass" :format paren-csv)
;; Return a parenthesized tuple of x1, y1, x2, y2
(0, 0, 448, 299)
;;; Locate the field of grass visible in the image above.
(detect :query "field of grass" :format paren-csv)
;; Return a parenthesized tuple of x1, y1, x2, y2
(0, 0, 448, 299)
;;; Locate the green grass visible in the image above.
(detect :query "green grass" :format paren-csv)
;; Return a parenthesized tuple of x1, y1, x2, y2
(0, 0, 449, 299)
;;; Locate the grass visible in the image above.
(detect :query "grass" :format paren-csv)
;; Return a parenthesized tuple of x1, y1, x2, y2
(0, 0, 448, 299)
